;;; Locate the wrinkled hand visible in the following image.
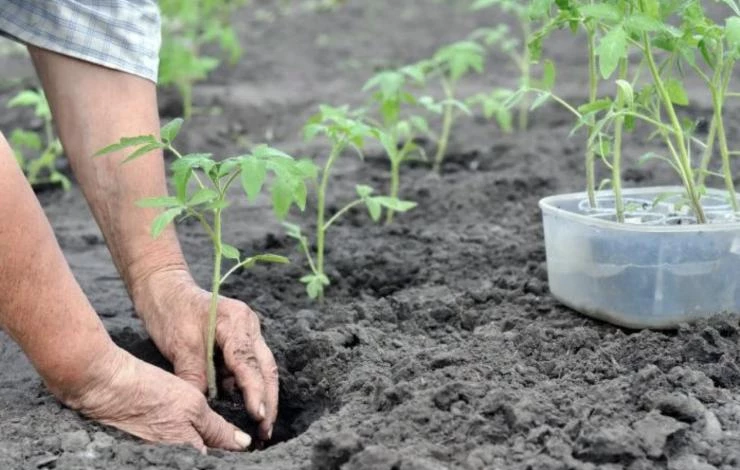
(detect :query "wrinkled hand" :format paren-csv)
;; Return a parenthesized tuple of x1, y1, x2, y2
(132, 269, 279, 441)
(58, 346, 252, 453)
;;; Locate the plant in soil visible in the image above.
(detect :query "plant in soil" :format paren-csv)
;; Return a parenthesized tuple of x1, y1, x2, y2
(159, 0, 248, 118)
(362, 66, 430, 224)
(95, 118, 315, 400)
(412, 40, 484, 173)
(285, 105, 417, 299)
(7, 88, 69, 190)
(470, 0, 553, 131)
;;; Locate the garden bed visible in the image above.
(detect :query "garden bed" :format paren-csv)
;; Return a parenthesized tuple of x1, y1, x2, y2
(2, 1, 740, 469)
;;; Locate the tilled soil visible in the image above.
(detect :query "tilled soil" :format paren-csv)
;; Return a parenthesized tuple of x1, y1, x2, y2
(2, 1, 740, 469)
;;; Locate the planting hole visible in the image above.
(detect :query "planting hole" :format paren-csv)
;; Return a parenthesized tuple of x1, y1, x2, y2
(112, 328, 329, 448)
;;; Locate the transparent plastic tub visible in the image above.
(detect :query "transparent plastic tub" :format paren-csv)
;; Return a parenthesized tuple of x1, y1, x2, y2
(539, 186, 740, 329)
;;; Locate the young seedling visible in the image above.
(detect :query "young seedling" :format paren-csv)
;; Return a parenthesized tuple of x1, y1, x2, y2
(159, 0, 247, 118)
(470, 0, 553, 131)
(7, 89, 69, 189)
(415, 41, 485, 173)
(362, 66, 429, 224)
(286, 105, 417, 299)
(95, 118, 314, 400)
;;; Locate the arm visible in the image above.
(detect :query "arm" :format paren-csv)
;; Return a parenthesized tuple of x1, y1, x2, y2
(0, 133, 249, 452)
(29, 47, 278, 440)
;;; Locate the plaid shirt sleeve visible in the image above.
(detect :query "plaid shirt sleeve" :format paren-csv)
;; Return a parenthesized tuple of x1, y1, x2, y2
(0, 0, 161, 83)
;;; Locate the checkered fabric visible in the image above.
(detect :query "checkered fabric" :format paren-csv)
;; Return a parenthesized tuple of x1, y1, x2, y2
(0, 0, 161, 82)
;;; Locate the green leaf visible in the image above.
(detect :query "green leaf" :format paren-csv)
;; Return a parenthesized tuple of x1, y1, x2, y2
(122, 142, 165, 163)
(578, 98, 613, 115)
(188, 188, 219, 206)
(173, 167, 192, 203)
(136, 196, 181, 208)
(241, 157, 267, 201)
(356, 184, 374, 198)
(9, 129, 42, 151)
(250, 254, 290, 265)
(221, 243, 240, 260)
(151, 207, 183, 238)
(596, 26, 628, 79)
(300, 273, 330, 299)
(624, 13, 664, 33)
(94, 135, 158, 157)
(579, 3, 622, 22)
(160, 118, 184, 143)
(373, 197, 418, 212)
(364, 197, 382, 222)
(530, 92, 551, 110)
(665, 79, 689, 106)
(271, 178, 292, 219)
(541, 60, 556, 91)
(283, 222, 303, 240)
(726, 17, 740, 50)
(615, 80, 634, 106)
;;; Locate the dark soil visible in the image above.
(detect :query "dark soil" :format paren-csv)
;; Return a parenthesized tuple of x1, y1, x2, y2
(2, 1, 740, 469)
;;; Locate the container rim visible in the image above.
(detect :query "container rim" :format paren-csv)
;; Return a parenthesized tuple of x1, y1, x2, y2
(539, 186, 740, 233)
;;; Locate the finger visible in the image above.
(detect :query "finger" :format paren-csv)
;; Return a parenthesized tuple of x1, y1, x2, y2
(231, 351, 266, 424)
(184, 431, 208, 455)
(193, 402, 252, 451)
(174, 356, 208, 394)
(254, 337, 279, 440)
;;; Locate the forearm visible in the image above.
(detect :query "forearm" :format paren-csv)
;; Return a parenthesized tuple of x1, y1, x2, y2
(0, 135, 114, 399)
(28, 47, 190, 302)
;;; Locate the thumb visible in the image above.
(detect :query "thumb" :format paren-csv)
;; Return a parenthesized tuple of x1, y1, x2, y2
(194, 406, 252, 451)
(174, 357, 208, 394)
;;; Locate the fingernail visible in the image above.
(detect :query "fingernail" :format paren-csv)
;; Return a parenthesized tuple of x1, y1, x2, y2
(235, 431, 252, 450)
(258, 403, 266, 420)
(267, 427, 273, 440)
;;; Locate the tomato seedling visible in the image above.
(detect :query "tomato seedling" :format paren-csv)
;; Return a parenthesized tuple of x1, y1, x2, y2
(412, 41, 484, 172)
(159, 0, 247, 118)
(363, 66, 429, 224)
(470, 0, 552, 131)
(286, 105, 417, 299)
(95, 118, 315, 400)
(7, 89, 69, 190)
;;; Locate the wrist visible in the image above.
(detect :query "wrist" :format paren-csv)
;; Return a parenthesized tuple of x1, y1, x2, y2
(40, 329, 122, 408)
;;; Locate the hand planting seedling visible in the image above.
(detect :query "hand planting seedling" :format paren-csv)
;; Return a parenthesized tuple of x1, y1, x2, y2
(7, 88, 69, 190)
(286, 105, 417, 299)
(95, 118, 315, 400)
(159, 0, 247, 118)
(413, 41, 484, 173)
(363, 66, 429, 224)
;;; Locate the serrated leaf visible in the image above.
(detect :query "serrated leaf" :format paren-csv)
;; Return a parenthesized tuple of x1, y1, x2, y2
(726, 17, 740, 50)
(160, 118, 183, 143)
(615, 80, 634, 106)
(241, 157, 267, 201)
(541, 60, 556, 91)
(624, 13, 663, 33)
(283, 222, 303, 240)
(221, 243, 240, 260)
(151, 207, 183, 238)
(578, 98, 614, 115)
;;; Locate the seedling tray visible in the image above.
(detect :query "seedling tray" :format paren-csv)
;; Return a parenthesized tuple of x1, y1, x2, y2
(540, 186, 740, 329)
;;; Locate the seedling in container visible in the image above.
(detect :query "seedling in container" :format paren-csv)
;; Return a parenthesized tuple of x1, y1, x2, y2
(95, 118, 314, 400)
(286, 105, 417, 299)
(7, 89, 69, 189)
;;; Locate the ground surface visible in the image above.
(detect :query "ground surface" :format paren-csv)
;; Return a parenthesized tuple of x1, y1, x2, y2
(2, 1, 740, 469)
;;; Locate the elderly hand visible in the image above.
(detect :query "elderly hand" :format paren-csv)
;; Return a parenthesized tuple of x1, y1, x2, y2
(56, 345, 252, 453)
(132, 269, 279, 441)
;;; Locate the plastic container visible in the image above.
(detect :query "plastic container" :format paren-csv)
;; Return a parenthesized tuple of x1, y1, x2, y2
(539, 186, 740, 329)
